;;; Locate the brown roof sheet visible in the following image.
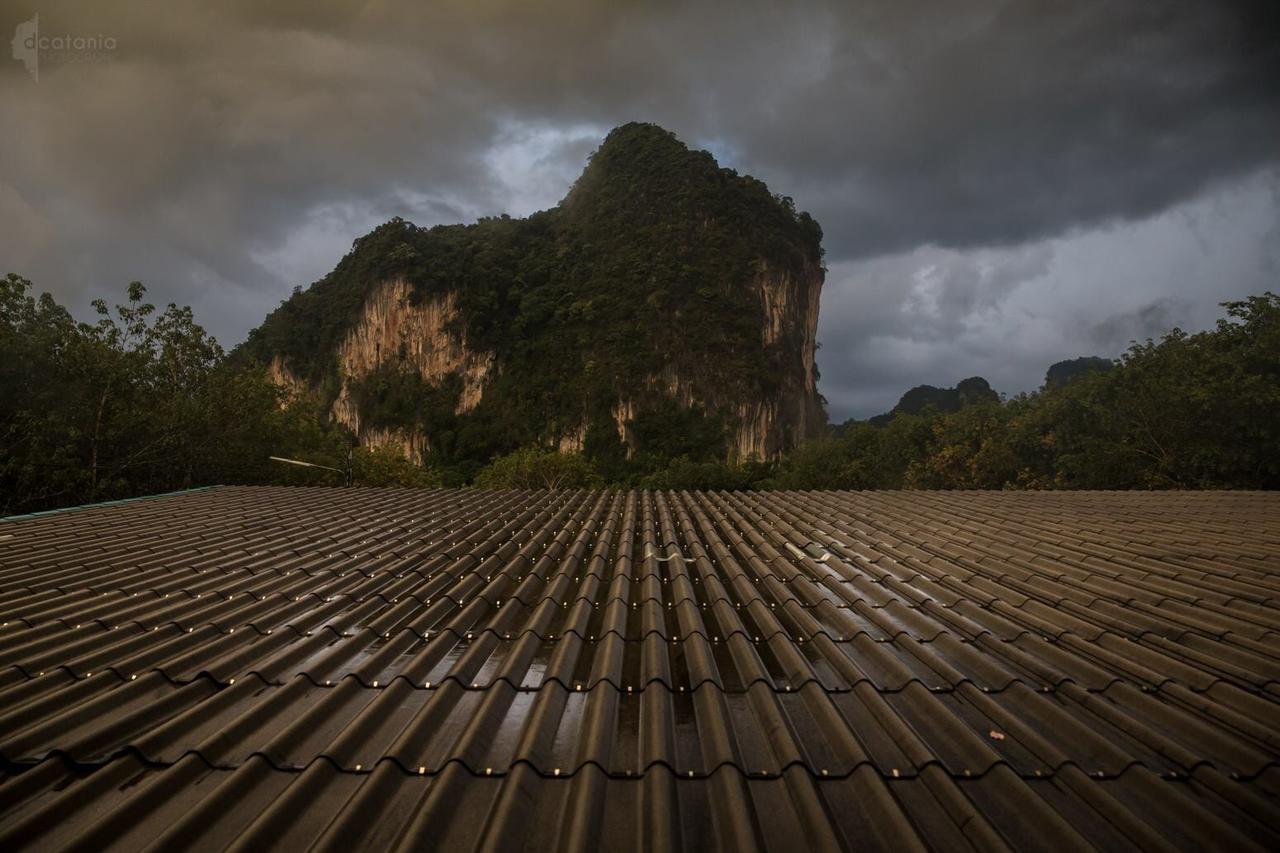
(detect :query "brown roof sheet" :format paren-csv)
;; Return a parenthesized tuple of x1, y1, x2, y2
(0, 485, 1277, 851)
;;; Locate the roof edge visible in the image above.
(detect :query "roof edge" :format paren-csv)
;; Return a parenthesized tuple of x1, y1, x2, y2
(1, 486, 220, 523)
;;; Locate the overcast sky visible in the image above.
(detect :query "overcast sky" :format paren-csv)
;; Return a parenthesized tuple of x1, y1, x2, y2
(3, 1, 1277, 419)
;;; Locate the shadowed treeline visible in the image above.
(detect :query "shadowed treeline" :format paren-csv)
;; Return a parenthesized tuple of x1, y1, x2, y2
(2, 273, 1276, 515)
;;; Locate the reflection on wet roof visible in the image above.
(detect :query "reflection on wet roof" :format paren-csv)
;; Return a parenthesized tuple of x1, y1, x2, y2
(1, 486, 1277, 850)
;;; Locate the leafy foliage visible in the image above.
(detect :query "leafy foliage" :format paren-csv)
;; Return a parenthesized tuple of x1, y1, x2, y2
(0, 276, 441, 514)
(637, 457, 774, 491)
(629, 402, 729, 464)
(352, 446, 443, 488)
(347, 364, 462, 435)
(1044, 356, 1114, 390)
(790, 294, 1280, 491)
(473, 446, 602, 489)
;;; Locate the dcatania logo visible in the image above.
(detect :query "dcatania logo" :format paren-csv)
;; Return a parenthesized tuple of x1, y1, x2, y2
(11, 13, 118, 81)
(11, 13, 37, 80)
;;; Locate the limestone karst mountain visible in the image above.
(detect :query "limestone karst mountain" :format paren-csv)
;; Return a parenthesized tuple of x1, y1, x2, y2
(242, 123, 827, 469)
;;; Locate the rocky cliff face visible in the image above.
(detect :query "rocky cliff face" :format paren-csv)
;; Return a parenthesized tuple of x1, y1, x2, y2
(243, 122, 827, 467)
(750, 257, 826, 455)
(327, 279, 493, 459)
(311, 265, 822, 460)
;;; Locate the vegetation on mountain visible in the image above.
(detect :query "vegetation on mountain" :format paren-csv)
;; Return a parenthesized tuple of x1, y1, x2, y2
(473, 447, 602, 490)
(864, 376, 1000, 426)
(1044, 356, 1114, 389)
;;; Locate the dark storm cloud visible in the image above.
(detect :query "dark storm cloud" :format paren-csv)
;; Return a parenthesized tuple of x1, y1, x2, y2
(736, 1, 1280, 258)
(815, 171, 1280, 418)
(1088, 299, 1185, 350)
(1, 0, 1277, 414)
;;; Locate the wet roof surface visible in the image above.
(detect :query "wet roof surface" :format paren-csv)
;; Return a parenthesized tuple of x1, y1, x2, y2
(0, 485, 1277, 851)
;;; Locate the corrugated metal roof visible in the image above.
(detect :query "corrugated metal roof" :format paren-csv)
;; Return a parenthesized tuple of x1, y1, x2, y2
(0, 485, 1277, 851)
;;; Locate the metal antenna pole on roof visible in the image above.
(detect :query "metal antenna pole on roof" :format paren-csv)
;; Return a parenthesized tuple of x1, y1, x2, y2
(269, 456, 350, 486)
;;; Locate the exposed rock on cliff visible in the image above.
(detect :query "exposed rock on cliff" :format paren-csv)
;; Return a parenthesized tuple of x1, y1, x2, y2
(325, 280, 494, 456)
(242, 122, 826, 467)
(266, 355, 307, 406)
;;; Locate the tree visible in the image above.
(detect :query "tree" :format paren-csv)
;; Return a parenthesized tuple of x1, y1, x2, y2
(1, 274, 86, 510)
(1042, 293, 1279, 488)
(906, 403, 1023, 489)
(0, 277, 359, 513)
(473, 447, 602, 489)
(1044, 356, 1113, 390)
(638, 457, 765, 490)
(353, 446, 443, 488)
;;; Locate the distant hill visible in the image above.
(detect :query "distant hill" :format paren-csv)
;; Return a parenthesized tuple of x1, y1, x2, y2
(864, 376, 999, 426)
(1044, 356, 1114, 389)
(241, 123, 827, 470)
